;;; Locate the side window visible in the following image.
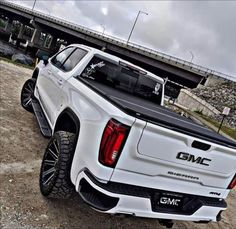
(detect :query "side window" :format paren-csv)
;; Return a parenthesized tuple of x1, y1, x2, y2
(51, 47, 75, 68)
(61, 48, 87, 72)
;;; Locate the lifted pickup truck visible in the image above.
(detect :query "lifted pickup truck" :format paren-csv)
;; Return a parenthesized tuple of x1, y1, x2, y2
(20, 44, 236, 227)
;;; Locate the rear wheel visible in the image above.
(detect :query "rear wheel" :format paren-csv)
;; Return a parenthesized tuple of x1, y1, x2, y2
(39, 131, 76, 199)
(20, 78, 36, 112)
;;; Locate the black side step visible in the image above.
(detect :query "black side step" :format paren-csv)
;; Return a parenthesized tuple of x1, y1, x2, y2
(32, 99, 52, 138)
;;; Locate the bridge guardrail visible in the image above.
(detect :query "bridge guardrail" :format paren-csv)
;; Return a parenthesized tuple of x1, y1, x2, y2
(1, 0, 235, 82)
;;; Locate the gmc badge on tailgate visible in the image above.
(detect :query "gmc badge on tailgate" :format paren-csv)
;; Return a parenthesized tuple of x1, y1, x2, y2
(176, 152, 211, 166)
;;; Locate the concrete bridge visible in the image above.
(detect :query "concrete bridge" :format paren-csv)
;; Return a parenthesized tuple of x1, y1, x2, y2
(0, 0, 235, 96)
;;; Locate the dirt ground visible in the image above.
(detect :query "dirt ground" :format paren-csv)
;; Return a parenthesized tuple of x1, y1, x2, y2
(0, 60, 235, 229)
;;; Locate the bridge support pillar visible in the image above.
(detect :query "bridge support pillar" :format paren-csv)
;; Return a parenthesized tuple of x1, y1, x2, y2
(30, 28, 42, 45)
(5, 18, 13, 33)
(49, 36, 58, 52)
(17, 23, 26, 39)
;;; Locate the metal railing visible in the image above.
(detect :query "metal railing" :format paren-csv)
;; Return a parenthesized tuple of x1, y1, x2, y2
(1, 0, 235, 82)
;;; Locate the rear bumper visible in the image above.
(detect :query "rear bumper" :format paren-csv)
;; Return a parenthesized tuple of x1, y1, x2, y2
(75, 170, 227, 222)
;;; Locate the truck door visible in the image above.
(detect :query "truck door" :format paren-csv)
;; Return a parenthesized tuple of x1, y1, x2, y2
(37, 46, 87, 127)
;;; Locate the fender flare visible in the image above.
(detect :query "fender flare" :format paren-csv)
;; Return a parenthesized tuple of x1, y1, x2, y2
(54, 108, 80, 139)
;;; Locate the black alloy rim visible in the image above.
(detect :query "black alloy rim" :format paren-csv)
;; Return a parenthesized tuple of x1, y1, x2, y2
(22, 81, 35, 108)
(41, 139, 60, 186)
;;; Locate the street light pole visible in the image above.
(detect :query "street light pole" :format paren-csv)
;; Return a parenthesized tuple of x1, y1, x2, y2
(189, 51, 194, 63)
(30, 0, 37, 24)
(127, 10, 148, 44)
(101, 24, 105, 35)
(32, 0, 37, 11)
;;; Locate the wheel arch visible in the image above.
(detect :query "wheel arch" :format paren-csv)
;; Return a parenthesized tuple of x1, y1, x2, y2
(54, 108, 80, 140)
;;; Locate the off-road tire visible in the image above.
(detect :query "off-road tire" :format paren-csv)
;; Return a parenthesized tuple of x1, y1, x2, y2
(20, 78, 36, 112)
(39, 131, 76, 199)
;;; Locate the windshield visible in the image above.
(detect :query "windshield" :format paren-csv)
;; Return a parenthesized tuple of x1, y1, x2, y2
(81, 56, 163, 105)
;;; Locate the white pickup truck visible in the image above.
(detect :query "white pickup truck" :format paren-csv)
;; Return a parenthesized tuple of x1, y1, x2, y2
(20, 44, 236, 228)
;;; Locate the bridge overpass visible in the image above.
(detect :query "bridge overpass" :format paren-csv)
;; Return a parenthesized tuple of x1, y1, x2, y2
(0, 0, 235, 96)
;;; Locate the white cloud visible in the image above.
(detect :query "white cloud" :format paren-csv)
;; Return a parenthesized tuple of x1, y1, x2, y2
(101, 7, 108, 16)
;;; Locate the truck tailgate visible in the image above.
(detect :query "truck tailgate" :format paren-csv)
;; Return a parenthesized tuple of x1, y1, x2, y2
(111, 120, 236, 197)
(138, 122, 236, 176)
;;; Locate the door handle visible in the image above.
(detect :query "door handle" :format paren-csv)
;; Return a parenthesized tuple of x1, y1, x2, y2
(57, 79, 63, 86)
(47, 69, 52, 75)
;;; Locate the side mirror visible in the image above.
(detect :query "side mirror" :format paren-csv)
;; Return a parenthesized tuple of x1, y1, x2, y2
(42, 55, 49, 65)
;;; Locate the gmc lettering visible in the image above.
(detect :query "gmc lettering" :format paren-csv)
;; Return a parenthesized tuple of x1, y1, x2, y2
(176, 152, 211, 166)
(160, 197, 181, 206)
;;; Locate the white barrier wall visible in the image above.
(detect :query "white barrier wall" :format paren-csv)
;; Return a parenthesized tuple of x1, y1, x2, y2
(177, 89, 220, 116)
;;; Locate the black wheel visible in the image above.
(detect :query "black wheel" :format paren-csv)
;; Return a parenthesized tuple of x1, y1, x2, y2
(39, 131, 76, 199)
(20, 78, 36, 112)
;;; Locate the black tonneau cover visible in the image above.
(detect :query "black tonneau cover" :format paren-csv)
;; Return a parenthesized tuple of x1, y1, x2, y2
(79, 78, 236, 149)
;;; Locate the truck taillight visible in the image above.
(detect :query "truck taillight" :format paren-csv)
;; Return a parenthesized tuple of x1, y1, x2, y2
(99, 119, 130, 168)
(228, 174, 236, 189)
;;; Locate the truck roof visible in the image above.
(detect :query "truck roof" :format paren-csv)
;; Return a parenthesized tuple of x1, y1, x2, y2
(69, 44, 164, 84)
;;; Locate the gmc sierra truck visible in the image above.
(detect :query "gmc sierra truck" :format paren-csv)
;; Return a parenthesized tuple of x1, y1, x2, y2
(20, 44, 236, 227)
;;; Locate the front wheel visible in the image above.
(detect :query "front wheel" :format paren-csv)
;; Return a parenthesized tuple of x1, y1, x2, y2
(20, 78, 36, 112)
(39, 131, 76, 199)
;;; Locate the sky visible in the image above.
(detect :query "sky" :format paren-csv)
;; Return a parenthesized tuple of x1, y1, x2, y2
(7, 0, 236, 78)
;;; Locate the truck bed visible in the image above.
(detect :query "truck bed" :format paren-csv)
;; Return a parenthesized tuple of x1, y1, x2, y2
(79, 77, 236, 149)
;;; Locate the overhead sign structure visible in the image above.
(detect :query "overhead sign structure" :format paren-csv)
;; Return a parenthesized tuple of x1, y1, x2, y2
(222, 107, 231, 116)
(218, 107, 231, 133)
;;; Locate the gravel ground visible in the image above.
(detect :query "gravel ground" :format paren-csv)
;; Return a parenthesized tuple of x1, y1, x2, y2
(0, 60, 235, 229)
